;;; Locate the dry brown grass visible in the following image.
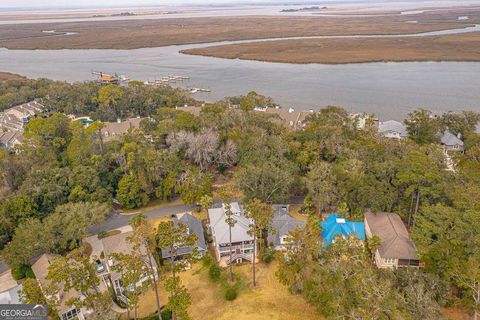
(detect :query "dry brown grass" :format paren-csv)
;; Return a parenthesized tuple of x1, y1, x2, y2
(289, 204, 309, 222)
(0, 8, 477, 50)
(182, 31, 480, 64)
(136, 261, 322, 320)
(440, 307, 472, 320)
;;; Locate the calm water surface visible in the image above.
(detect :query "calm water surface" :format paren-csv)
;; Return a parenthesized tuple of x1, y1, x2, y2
(1, 25, 480, 120)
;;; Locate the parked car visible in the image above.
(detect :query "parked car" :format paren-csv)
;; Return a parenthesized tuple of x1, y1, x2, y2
(95, 260, 104, 273)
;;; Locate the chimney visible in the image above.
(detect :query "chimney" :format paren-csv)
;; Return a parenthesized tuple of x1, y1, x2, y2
(288, 107, 295, 113)
(457, 133, 462, 139)
(117, 118, 121, 123)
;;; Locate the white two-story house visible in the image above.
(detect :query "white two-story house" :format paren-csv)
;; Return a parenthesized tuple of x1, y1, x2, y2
(208, 202, 254, 266)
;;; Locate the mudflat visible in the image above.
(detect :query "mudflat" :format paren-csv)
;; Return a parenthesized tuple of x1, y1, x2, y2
(0, 8, 477, 50)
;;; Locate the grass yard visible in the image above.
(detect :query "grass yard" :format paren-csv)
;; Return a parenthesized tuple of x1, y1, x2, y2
(289, 204, 309, 222)
(136, 261, 322, 320)
(441, 307, 472, 320)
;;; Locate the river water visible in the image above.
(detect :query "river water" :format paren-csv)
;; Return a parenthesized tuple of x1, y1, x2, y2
(1, 25, 480, 120)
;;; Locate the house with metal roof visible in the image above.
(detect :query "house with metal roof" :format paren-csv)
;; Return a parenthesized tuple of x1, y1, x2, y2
(321, 214, 365, 247)
(364, 212, 420, 269)
(161, 212, 207, 260)
(268, 205, 306, 250)
(207, 202, 254, 265)
(378, 120, 408, 139)
(437, 130, 464, 152)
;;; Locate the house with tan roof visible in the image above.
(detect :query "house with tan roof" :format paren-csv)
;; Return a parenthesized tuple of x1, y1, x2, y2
(0, 130, 23, 149)
(0, 271, 22, 305)
(100, 117, 143, 141)
(99, 231, 156, 304)
(265, 107, 311, 131)
(364, 212, 420, 269)
(31, 253, 90, 320)
(0, 101, 44, 149)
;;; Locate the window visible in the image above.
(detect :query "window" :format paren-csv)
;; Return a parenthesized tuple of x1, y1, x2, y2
(61, 308, 79, 320)
(384, 258, 395, 264)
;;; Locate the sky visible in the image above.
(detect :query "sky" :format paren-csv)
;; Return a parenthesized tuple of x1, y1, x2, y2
(0, 0, 316, 9)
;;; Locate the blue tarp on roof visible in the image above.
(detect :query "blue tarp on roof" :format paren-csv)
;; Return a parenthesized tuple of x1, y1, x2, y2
(321, 214, 365, 247)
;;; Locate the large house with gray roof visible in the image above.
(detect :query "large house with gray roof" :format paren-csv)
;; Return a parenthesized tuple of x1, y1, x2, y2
(378, 120, 408, 139)
(268, 205, 306, 250)
(161, 213, 207, 261)
(437, 130, 464, 152)
(208, 202, 254, 265)
(364, 212, 420, 269)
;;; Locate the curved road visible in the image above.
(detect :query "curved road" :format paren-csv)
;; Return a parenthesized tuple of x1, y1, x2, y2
(0, 204, 195, 274)
(88, 203, 196, 235)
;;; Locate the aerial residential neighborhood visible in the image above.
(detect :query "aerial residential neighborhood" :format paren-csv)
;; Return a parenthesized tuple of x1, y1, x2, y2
(1, 1, 480, 320)
(0, 87, 479, 320)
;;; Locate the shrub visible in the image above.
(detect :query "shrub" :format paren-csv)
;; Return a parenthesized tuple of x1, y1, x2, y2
(97, 231, 108, 239)
(11, 264, 29, 280)
(161, 309, 172, 320)
(225, 287, 238, 301)
(261, 251, 275, 264)
(209, 264, 221, 282)
(24, 267, 35, 279)
(202, 254, 213, 267)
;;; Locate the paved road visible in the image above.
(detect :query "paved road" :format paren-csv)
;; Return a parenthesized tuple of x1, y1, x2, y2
(0, 261, 8, 274)
(88, 203, 195, 235)
(89, 197, 300, 235)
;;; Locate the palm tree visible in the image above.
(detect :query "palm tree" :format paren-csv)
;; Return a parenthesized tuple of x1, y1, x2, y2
(224, 202, 237, 282)
(367, 235, 382, 264)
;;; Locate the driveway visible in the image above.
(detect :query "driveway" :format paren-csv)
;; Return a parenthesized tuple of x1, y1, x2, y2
(89, 203, 194, 235)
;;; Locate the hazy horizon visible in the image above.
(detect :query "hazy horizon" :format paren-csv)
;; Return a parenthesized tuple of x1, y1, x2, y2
(0, 0, 342, 10)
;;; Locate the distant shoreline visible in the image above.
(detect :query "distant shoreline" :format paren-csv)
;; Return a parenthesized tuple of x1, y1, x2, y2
(0, 71, 26, 81)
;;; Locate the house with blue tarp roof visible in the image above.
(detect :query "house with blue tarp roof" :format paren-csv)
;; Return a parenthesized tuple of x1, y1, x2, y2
(321, 214, 365, 247)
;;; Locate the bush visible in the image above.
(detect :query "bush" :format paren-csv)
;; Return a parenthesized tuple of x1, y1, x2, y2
(97, 231, 108, 239)
(209, 264, 221, 282)
(225, 287, 238, 301)
(11, 264, 29, 280)
(261, 251, 275, 264)
(24, 267, 35, 279)
(161, 309, 172, 320)
(202, 254, 212, 267)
